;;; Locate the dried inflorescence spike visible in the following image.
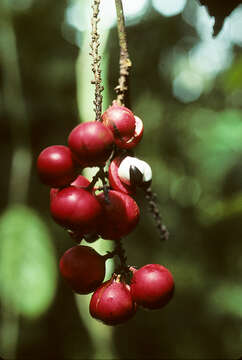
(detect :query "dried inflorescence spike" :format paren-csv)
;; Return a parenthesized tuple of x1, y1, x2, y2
(90, 0, 104, 121)
(145, 187, 169, 241)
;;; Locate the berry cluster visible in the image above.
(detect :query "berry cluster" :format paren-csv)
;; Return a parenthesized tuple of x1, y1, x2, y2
(37, 103, 174, 325)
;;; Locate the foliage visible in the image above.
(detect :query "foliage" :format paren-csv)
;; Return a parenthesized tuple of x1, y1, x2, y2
(0, 205, 57, 317)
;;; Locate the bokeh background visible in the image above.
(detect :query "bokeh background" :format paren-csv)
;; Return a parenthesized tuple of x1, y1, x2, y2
(1, 0, 242, 359)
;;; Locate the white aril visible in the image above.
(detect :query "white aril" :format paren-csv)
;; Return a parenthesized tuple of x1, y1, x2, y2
(117, 156, 152, 186)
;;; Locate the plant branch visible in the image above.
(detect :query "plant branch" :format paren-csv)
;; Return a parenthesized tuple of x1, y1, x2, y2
(114, 0, 132, 106)
(145, 187, 169, 241)
(90, 0, 104, 121)
(114, 239, 129, 274)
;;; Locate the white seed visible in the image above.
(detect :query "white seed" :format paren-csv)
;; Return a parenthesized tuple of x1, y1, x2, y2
(117, 156, 152, 185)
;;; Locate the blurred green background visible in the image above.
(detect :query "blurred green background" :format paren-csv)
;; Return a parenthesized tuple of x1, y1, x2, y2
(1, 0, 242, 358)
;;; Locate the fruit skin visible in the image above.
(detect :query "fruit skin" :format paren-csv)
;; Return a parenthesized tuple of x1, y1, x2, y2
(37, 145, 77, 187)
(71, 174, 90, 188)
(108, 156, 135, 195)
(130, 264, 174, 310)
(117, 156, 152, 188)
(89, 276, 137, 325)
(133, 115, 144, 143)
(59, 245, 106, 294)
(96, 190, 140, 240)
(50, 186, 101, 233)
(117, 115, 144, 149)
(68, 121, 114, 167)
(50, 187, 59, 202)
(102, 104, 135, 147)
(50, 175, 91, 203)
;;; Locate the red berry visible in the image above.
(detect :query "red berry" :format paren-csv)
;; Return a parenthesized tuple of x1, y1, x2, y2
(119, 115, 144, 149)
(96, 190, 140, 240)
(108, 156, 135, 195)
(50, 175, 91, 203)
(50, 187, 59, 202)
(71, 175, 90, 188)
(50, 186, 101, 233)
(50, 175, 91, 206)
(130, 264, 174, 310)
(89, 275, 136, 325)
(37, 145, 77, 187)
(102, 104, 136, 147)
(68, 122, 114, 167)
(59, 245, 106, 294)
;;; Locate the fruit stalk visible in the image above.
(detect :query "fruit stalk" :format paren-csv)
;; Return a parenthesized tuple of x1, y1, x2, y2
(114, 0, 132, 106)
(114, 238, 129, 275)
(90, 0, 104, 121)
(145, 187, 169, 241)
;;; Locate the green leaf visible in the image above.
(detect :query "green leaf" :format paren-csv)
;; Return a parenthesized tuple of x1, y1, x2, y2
(222, 56, 242, 93)
(0, 205, 57, 318)
(208, 283, 242, 319)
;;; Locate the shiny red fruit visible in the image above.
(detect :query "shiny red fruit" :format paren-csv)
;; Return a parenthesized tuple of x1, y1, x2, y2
(37, 145, 77, 187)
(50, 175, 91, 203)
(118, 115, 144, 149)
(71, 175, 90, 188)
(102, 104, 135, 146)
(96, 190, 140, 240)
(108, 157, 135, 195)
(130, 264, 174, 310)
(68, 122, 114, 167)
(50, 187, 58, 202)
(50, 186, 101, 232)
(59, 245, 106, 294)
(89, 276, 136, 325)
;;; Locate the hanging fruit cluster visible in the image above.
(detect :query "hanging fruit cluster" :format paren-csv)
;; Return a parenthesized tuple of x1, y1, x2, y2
(37, 104, 174, 325)
(37, 0, 174, 326)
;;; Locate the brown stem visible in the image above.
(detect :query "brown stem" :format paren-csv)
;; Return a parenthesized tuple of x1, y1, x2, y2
(86, 168, 102, 190)
(114, 239, 128, 273)
(86, 167, 103, 186)
(114, 0, 132, 106)
(99, 167, 110, 203)
(86, 167, 110, 204)
(145, 187, 169, 241)
(90, 0, 104, 121)
(103, 251, 115, 261)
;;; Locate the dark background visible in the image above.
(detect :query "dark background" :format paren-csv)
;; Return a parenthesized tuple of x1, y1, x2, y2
(0, 0, 242, 359)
